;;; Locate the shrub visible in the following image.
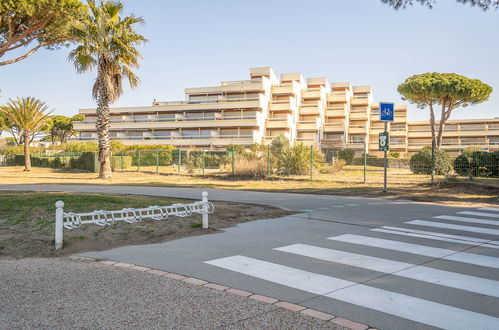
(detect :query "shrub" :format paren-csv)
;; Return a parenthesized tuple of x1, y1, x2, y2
(277, 143, 310, 175)
(319, 159, 346, 174)
(337, 149, 355, 165)
(409, 147, 452, 175)
(110, 155, 133, 170)
(131, 149, 173, 166)
(51, 141, 99, 152)
(232, 157, 267, 179)
(71, 152, 99, 172)
(0, 145, 44, 156)
(270, 135, 290, 157)
(454, 150, 499, 178)
(388, 152, 400, 158)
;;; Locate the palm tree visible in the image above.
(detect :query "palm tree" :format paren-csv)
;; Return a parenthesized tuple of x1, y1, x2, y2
(1, 97, 51, 171)
(68, 0, 146, 179)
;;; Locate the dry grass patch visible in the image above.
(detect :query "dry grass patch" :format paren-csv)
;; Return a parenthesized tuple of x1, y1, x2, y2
(0, 191, 294, 259)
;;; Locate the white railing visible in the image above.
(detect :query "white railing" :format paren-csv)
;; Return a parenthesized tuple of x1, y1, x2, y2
(152, 97, 260, 106)
(55, 192, 213, 249)
(221, 79, 262, 86)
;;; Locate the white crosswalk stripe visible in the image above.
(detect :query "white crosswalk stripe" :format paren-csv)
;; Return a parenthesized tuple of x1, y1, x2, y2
(407, 220, 499, 236)
(478, 207, 499, 212)
(275, 243, 499, 298)
(371, 227, 499, 249)
(205, 255, 499, 330)
(328, 234, 499, 268)
(374, 225, 499, 244)
(458, 211, 499, 219)
(435, 215, 499, 226)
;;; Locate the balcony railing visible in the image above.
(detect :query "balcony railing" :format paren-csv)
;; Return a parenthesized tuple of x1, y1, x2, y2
(76, 116, 257, 125)
(75, 135, 253, 141)
(153, 97, 260, 106)
(221, 79, 262, 86)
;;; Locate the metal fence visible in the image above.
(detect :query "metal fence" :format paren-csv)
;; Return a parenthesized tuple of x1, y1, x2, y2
(1, 149, 498, 183)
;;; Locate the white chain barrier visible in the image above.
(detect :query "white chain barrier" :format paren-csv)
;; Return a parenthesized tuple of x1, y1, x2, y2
(54, 191, 213, 249)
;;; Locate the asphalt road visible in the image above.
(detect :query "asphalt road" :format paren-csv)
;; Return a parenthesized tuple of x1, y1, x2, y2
(1, 184, 498, 330)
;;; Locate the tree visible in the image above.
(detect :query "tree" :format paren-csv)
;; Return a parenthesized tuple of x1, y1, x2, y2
(0, 0, 86, 66)
(68, 0, 146, 179)
(44, 114, 84, 144)
(398, 73, 492, 149)
(381, 0, 498, 10)
(0, 97, 51, 171)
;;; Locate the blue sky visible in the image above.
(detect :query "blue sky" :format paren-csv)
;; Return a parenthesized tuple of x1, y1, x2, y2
(1, 0, 498, 121)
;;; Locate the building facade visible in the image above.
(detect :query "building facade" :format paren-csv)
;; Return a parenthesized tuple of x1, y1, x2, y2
(74, 67, 499, 156)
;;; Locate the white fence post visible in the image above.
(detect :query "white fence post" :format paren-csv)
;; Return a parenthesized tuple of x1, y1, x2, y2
(202, 191, 209, 229)
(55, 200, 64, 249)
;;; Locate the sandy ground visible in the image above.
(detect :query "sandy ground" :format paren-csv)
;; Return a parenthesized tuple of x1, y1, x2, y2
(0, 200, 294, 259)
(0, 258, 345, 329)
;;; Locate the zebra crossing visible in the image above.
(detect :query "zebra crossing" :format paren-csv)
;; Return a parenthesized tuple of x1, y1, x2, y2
(205, 206, 499, 330)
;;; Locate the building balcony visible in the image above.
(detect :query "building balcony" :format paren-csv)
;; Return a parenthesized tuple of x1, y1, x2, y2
(327, 92, 348, 103)
(323, 123, 346, 133)
(393, 115, 407, 123)
(325, 104, 347, 117)
(348, 125, 368, 134)
(296, 137, 318, 145)
(184, 79, 267, 94)
(299, 102, 321, 115)
(73, 135, 257, 146)
(297, 118, 321, 131)
(347, 142, 367, 149)
(351, 95, 371, 106)
(349, 111, 368, 120)
(266, 116, 292, 129)
(302, 88, 322, 99)
(272, 82, 300, 95)
(75, 116, 260, 130)
(269, 101, 295, 112)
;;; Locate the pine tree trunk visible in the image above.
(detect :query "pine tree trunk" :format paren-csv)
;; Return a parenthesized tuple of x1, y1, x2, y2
(436, 102, 446, 148)
(96, 74, 112, 179)
(23, 131, 31, 172)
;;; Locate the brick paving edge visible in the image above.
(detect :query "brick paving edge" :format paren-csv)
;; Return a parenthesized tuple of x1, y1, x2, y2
(79, 257, 371, 330)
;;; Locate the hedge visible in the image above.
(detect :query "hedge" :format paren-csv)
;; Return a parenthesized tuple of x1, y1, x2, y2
(454, 151, 499, 178)
(352, 157, 410, 168)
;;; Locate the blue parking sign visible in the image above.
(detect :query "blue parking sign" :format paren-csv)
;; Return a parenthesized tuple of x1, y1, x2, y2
(380, 102, 394, 121)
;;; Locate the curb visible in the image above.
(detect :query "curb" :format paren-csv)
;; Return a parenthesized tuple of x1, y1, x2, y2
(71, 256, 373, 330)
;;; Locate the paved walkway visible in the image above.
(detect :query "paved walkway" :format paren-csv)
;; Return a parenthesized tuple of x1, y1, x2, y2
(2, 184, 499, 330)
(0, 257, 342, 329)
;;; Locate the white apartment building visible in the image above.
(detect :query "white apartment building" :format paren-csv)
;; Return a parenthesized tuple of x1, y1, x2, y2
(74, 67, 499, 156)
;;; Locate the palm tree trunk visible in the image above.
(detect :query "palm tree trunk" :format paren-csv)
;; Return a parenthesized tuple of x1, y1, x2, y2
(23, 131, 31, 171)
(96, 75, 112, 179)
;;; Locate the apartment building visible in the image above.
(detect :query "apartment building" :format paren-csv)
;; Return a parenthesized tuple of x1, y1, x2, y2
(74, 67, 499, 156)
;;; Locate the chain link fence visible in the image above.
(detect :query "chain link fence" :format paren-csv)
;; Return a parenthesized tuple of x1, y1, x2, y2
(1, 148, 498, 184)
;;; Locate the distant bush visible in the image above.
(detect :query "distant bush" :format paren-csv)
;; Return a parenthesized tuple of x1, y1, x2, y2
(454, 150, 499, 178)
(110, 155, 133, 170)
(319, 159, 346, 174)
(409, 147, 452, 175)
(388, 152, 400, 159)
(337, 149, 355, 165)
(232, 157, 267, 179)
(277, 143, 310, 175)
(131, 149, 173, 166)
(0, 145, 44, 156)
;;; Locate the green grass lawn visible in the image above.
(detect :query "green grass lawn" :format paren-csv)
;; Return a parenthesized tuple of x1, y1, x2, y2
(0, 191, 187, 229)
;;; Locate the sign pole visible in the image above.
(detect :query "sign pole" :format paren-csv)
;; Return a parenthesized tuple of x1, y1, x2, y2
(363, 140, 367, 184)
(383, 121, 388, 192)
(379, 102, 394, 193)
